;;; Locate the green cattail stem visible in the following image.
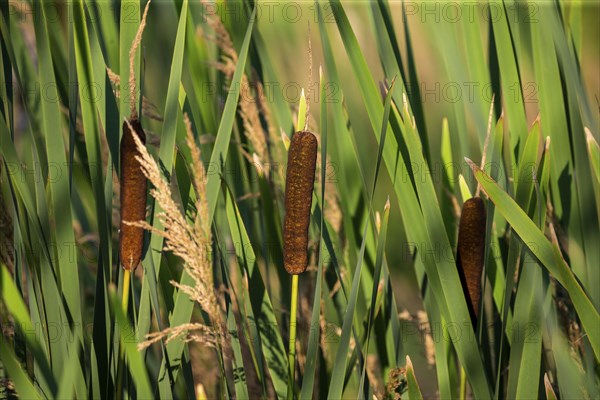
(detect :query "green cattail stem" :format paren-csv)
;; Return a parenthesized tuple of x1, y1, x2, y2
(287, 274, 299, 400)
(122, 269, 131, 315)
(116, 269, 131, 400)
(460, 367, 467, 400)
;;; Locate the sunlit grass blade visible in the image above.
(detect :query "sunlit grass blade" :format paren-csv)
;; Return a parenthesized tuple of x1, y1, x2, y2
(358, 198, 390, 397)
(329, 1, 492, 396)
(396, 99, 491, 396)
(531, 9, 589, 285)
(133, 0, 188, 383)
(109, 287, 153, 398)
(494, 122, 541, 394)
(0, 115, 73, 383)
(1, 264, 56, 396)
(406, 355, 424, 400)
(149, 7, 258, 394)
(218, 244, 250, 400)
(544, 374, 557, 400)
(458, 174, 472, 203)
(327, 76, 392, 399)
(507, 136, 551, 399)
(488, 0, 527, 154)
(317, 1, 367, 277)
(33, 0, 82, 333)
(205, 7, 256, 221)
(327, 217, 370, 400)
(0, 334, 41, 400)
(56, 341, 85, 399)
(587, 128, 600, 185)
(586, 128, 600, 225)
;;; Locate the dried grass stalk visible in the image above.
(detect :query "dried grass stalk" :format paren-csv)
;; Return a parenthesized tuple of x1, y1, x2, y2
(200, 4, 269, 167)
(128, 0, 151, 119)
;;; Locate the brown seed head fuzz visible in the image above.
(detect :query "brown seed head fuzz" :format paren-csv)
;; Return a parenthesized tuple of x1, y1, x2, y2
(283, 131, 318, 274)
(120, 118, 147, 270)
(456, 197, 486, 324)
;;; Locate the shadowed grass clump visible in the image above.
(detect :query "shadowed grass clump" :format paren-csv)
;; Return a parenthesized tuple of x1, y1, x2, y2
(283, 131, 318, 275)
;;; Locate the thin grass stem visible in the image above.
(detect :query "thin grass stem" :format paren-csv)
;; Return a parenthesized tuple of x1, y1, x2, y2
(116, 269, 131, 399)
(287, 274, 299, 400)
(460, 367, 467, 400)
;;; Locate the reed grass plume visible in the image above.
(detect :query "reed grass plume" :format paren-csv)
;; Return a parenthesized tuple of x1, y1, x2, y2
(126, 114, 223, 349)
(106, 67, 163, 122)
(200, 2, 268, 166)
(283, 131, 318, 274)
(456, 197, 486, 323)
(128, 0, 152, 120)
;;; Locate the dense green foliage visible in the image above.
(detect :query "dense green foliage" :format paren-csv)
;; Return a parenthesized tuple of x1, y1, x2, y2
(1, 1, 598, 399)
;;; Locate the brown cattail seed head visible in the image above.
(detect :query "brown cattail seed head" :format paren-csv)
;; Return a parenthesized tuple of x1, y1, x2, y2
(283, 131, 318, 274)
(120, 118, 147, 270)
(456, 197, 486, 324)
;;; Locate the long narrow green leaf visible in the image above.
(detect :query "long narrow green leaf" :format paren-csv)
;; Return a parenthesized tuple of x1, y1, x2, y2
(223, 182, 288, 399)
(329, 2, 492, 396)
(327, 218, 370, 400)
(488, 0, 527, 154)
(33, 0, 81, 332)
(56, 341, 84, 400)
(396, 99, 492, 397)
(0, 264, 56, 396)
(405, 355, 424, 400)
(219, 250, 250, 400)
(531, 8, 588, 288)
(327, 76, 391, 398)
(136, 2, 189, 388)
(508, 135, 549, 399)
(358, 198, 390, 398)
(149, 7, 259, 394)
(544, 374, 558, 400)
(206, 7, 257, 221)
(587, 128, 600, 185)
(110, 288, 153, 399)
(0, 335, 41, 400)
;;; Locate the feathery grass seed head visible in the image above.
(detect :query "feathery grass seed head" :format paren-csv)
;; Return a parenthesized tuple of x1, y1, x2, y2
(128, 0, 151, 119)
(283, 131, 318, 274)
(125, 117, 223, 348)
